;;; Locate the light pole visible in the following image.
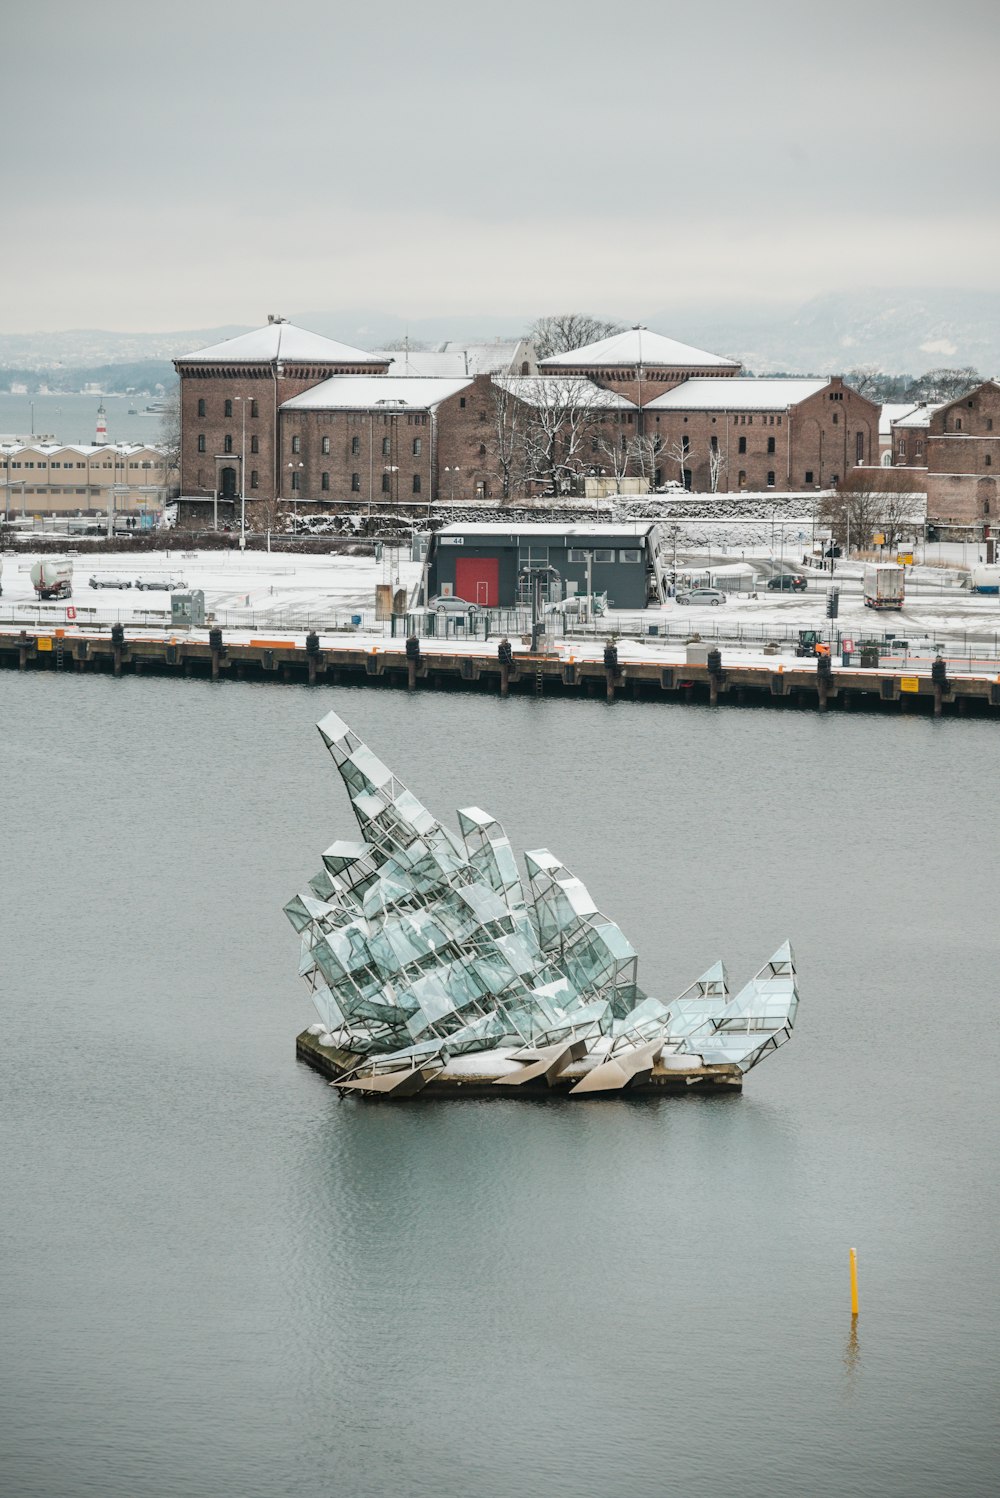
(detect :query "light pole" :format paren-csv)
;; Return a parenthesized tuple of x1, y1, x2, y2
(234, 396, 248, 550)
(444, 465, 460, 501)
(287, 461, 304, 535)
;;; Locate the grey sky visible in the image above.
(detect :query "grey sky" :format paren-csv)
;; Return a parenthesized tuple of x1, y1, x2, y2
(4, 0, 998, 332)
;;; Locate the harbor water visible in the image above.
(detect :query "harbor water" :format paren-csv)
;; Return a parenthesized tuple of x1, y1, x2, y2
(1, 676, 997, 1498)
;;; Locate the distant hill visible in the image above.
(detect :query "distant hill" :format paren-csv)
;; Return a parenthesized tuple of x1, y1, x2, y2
(2, 289, 996, 379)
(649, 288, 1000, 376)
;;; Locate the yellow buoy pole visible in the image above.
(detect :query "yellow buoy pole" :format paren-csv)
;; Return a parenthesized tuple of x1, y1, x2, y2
(849, 1247, 859, 1316)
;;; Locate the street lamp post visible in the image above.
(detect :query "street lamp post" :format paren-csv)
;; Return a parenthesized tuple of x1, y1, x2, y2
(287, 461, 304, 536)
(234, 396, 249, 549)
(444, 465, 460, 501)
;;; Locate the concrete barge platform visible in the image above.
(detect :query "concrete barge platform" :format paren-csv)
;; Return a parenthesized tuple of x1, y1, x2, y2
(3, 626, 998, 715)
(296, 1029, 744, 1098)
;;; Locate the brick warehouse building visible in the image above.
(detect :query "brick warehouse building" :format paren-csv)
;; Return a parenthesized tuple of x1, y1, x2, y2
(889, 381, 1000, 528)
(174, 317, 388, 509)
(643, 377, 879, 493)
(173, 318, 880, 514)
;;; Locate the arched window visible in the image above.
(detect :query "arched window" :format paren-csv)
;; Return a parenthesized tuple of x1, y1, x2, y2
(250, 435, 259, 454)
(322, 436, 331, 455)
(321, 472, 330, 491)
(224, 399, 233, 418)
(291, 434, 301, 453)
(197, 434, 206, 453)
(224, 434, 233, 454)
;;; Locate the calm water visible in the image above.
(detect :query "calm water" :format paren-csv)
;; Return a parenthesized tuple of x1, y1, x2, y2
(1, 678, 997, 1498)
(0, 393, 165, 447)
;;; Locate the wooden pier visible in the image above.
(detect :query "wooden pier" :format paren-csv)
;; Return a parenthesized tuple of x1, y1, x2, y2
(2, 626, 999, 716)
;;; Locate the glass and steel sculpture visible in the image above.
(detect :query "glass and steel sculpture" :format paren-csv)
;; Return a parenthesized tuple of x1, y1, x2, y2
(285, 711, 798, 1096)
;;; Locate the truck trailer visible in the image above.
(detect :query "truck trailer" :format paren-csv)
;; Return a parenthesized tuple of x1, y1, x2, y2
(30, 558, 74, 600)
(863, 562, 904, 610)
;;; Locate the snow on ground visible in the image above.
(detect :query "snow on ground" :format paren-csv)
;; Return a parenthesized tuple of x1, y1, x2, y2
(3, 544, 1000, 671)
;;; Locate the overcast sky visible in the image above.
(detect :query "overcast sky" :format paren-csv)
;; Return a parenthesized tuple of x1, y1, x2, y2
(4, 0, 998, 332)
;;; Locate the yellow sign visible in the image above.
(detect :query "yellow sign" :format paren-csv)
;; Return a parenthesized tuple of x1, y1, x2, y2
(897, 552, 914, 565)
(900, 676, 920, 693)
(873, 532, 885, 545)
(37, 637, 52, 651)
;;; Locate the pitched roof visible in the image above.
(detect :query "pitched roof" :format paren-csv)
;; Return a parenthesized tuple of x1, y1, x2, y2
(280, 375, 473, 412)
(540, 326, 739, 370)
(644, 377, 829, 411)
(892, 402, 944, 429)
(176, 322, 385, 366)
(879, 402, 922, 436)
(494, 375, 635, 409)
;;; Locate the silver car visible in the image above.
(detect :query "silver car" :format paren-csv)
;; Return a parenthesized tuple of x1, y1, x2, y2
(428, 595, 482, 614)
(676, 587, 727, 606)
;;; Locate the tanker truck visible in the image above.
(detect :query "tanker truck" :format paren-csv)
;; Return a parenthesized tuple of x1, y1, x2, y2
(30, 558, 73, 600)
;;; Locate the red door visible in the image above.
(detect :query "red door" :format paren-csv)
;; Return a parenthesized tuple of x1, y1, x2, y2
(455, 556, 499, 607)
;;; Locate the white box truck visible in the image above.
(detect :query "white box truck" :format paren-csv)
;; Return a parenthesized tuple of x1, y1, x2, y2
(863, 562, 904, 610)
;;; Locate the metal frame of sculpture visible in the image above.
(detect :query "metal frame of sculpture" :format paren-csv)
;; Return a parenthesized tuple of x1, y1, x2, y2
(285, 711, 798, 1096)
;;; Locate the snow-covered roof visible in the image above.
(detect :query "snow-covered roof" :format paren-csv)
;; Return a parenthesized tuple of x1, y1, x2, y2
(644, 378, 829, 411)
(540, 327, 739, 370)
(0, 441, 163, 456)
(370, 341, 534, 378)
(176, 322, 386, 366)
(893, 403, 944, 429)
(879, 402, 921, 436)
(435, 520, 658, 538)
(280, 376, 473, 412)
(494, 376, 634, 409)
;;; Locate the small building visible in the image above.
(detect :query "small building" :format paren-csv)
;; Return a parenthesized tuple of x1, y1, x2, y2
(426, 521, 667, 608)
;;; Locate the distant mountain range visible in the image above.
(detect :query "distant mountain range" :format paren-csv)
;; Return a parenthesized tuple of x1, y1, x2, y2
(1, 289, 997, 378)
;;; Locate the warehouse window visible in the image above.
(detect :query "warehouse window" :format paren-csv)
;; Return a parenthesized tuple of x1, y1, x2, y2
(412, 474, 421, 494)
(767, 471, 775, 487)
(351, 435, 360, 454)
(351, 472, 360, 491)
(197, 434, 206, 453)
(321, 472, 330, 490)
(738, 436, 747, 454)
(250, 436, 259, 454)
(292, 435, 301, 453)
(322, 436, 331, 454)
(224, 399, 232, 418)
(197, 398, 206, 418)
(767, 437, 775, 454)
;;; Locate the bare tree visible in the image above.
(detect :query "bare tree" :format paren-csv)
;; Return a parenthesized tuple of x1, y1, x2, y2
(821, 470, 922, 552)
(488, 378, 530, 501)
(514, 377, 608, 493)
(904, 367, 982, 403)
(157, 382, 181, 474)
(593, 417, 635, 491)
(708, 440, 726, 493)
(662, 437, 696, 491)
(527, 314, 625, 360)
(844, 366, 886, 401)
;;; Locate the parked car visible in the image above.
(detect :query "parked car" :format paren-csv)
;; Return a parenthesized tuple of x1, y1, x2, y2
(767, 574, 807, 592)
(134, 577, 186, 591)
(428, 595, 482, 614)
(89, 575, 132, 589)
(676, 588, 726, 606)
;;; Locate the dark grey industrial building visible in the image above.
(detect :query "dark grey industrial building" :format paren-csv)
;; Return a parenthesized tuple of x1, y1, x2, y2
(426, 522, 667, 609)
